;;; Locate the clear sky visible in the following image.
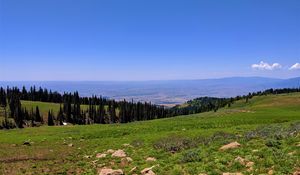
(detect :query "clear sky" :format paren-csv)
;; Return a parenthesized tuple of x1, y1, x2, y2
(0, 0, 299, 81)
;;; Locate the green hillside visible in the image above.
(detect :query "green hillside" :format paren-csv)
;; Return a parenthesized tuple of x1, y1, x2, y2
(0, 93, 299, 174)
(21, 101, 90, 118)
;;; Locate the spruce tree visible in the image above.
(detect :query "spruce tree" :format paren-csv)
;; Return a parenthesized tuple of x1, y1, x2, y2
(57, 105, 64, 125)
(35, 106, 42, 123)
(47, 110, 54, 126)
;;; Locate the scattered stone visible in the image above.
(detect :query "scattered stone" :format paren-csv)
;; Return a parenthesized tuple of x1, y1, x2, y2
(246, 161, 254, 172)
(233, 156, 254, 172)
(112, 149, 126, 158)
(96, 153, 107, 158)
(141, 166, 155, 175)
(222, 173, 243, 175)
(98, 167, 123, 175)
(122, 143, 132, 147)
(288, 151, 296, 155)
(293, 170, 300, 175)
(129, 167, 137, 173)
(252, 149, 259, 152)
(146, 157, 157, 162)
(220, 142, 241, 151)
(23, 141, 31, 146)
(234, 156, 246, 165)
(246, 161, 254, 168)
(120, 157, 132, 167)
(268, 170, 274, 175)
(11, 144, 17, 147)
(68, 143, 73, 147)
(84, 155, 91, 159)
(106, 149, 115, 154)
(126, 157, 133, 162)
(198, 174, 207, 175)
(144, 170, 155, 175)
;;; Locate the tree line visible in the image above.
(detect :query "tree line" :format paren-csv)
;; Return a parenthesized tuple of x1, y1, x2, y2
(0, 86, 172, 129)
(0, 86, 300, 129)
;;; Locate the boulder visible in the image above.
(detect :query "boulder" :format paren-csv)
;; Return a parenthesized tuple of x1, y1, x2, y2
(98, 168, 123, 175)
(112, 149, 126, 158)
(220, 142, 241, 151)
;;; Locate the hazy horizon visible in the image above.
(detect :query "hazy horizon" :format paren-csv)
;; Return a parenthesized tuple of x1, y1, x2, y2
(0, 76, 299, 82)
(1, 76, 299, 106)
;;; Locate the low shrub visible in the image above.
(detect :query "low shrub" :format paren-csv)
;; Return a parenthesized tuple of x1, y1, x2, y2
(265, 139, 281, 149)
(180, 149, 202, 163)
(153, 135, 197, 153)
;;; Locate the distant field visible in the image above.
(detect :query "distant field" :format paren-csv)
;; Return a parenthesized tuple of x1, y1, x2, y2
(0, 93, 299, 174)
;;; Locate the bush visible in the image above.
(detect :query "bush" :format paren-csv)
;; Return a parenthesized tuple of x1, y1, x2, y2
(244, 123, 300, 141)
(131, 139, 144, 147)
(180, 149, 202, 163)
(265, 139, 281, 149)
(153, 135, 197, 153)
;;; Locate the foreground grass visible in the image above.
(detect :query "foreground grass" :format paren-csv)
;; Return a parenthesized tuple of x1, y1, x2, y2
(0, 93, 299, 174)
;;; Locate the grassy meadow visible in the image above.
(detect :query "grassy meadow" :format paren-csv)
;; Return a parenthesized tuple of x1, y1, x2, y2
(0, 93, 299, 174)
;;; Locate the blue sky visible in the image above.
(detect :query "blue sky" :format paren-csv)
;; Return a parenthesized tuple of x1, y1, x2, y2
(0, 0, 300, 81)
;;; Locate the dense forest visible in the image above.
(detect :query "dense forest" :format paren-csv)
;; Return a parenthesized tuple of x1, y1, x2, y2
(0, 86, 300, 129)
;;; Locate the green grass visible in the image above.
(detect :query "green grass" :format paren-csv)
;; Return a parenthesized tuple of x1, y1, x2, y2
(21, 100, 90, 118)
(0, 93, 300, 174)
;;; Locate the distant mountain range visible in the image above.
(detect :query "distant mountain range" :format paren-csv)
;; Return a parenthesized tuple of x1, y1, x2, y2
(1, 77, 299, 106)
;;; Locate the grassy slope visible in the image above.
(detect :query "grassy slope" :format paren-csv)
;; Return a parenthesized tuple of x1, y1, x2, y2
(21, 101, 90, 117)
(0, 93, 299, 174)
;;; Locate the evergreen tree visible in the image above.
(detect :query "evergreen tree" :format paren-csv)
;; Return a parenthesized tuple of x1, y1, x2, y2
(35, 106, 42, 123)
(57, 105, 64, 125)
(47, 110, 55, 126)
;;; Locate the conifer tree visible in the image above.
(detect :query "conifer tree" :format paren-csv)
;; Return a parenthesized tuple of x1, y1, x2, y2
(47, 110, 55, 126)
(35, 106, 42, 123)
